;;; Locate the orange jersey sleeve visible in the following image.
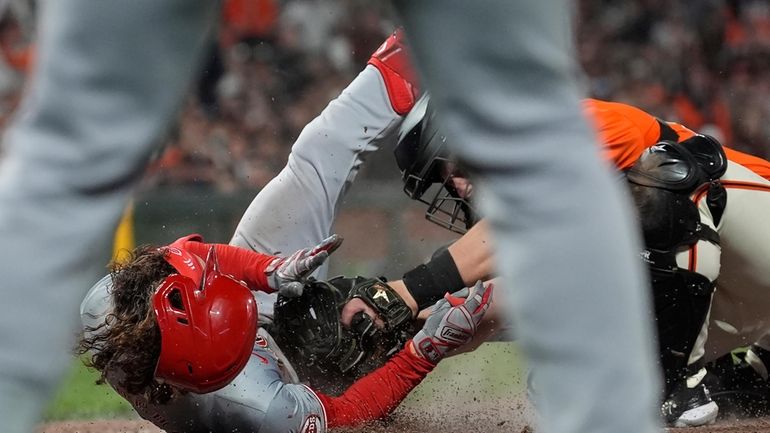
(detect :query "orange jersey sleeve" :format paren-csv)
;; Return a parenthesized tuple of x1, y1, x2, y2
(583, 98, 770, 181)
(582, 99, 662, 170)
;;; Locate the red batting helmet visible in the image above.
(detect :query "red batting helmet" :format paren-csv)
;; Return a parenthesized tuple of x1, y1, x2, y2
(152, 245, 257, 394)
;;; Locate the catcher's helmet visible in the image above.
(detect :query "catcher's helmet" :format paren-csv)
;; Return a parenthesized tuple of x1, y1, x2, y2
(153, 245, 257, 394)
(394, 94, 477, 234)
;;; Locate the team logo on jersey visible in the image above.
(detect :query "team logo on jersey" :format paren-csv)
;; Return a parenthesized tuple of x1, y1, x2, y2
(255, 335, 268, 348)
(252, 334, 280, 366)
(301, 414, 321, 433)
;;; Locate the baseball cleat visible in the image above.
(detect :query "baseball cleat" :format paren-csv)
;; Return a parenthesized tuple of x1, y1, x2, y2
(705, 348, 770, 417)
(661, 382, 719, 427)
(367, 28, 420, 115)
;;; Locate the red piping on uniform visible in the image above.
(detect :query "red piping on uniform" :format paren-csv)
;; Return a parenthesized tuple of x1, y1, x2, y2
(689, 180, 770, 271)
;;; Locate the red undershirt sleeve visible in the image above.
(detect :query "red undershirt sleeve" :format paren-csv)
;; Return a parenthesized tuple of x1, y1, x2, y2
(315, 344, 435, 429)
(179, 241, 277, 292)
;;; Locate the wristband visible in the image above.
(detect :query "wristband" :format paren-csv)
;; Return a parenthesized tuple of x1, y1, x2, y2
(402, 247, 465, 310)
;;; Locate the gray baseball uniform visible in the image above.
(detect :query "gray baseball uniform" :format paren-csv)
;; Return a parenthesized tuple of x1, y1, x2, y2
(0, 2, 217, 432)
(229, 66, 403, 259)
(82, 277, 327, 433)
(79, 64, 404, 431)
(392, 1, 662, 433)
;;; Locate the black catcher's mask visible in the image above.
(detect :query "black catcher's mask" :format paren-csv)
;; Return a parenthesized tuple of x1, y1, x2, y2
(394, 94, 478, 234)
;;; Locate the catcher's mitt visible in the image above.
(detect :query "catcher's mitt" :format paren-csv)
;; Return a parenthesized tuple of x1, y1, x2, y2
(268, 276, 416, 394)
(328, 275, 413, 337)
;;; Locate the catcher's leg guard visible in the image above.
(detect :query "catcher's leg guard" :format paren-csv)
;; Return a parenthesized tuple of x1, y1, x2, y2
(651, 269, 715, 395)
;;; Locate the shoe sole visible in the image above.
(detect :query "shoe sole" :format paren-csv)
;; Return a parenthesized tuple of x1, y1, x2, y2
(672, 401, 719, 428)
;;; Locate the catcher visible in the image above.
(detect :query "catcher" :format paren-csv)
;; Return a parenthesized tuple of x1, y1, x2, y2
(376, 93, 770, 427)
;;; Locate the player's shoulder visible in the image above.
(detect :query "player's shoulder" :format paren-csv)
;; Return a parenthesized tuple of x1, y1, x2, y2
(583, 98, 654, 124)
(213, 328, 299, 397)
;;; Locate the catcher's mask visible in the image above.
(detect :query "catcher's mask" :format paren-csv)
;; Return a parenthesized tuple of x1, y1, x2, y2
(153, 246, 257, 394)
(394, 94, 478, 234)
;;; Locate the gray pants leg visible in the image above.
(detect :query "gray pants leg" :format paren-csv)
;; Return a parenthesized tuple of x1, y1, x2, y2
(393, 1, 662, 432)
(230, 65, 402, 279)
(0, 1, 215, 431)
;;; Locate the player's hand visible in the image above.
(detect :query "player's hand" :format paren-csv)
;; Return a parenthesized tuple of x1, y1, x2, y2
(341, 279, 418, 329)
(265, 235, 343, 297)
(410, 281, 493, 364)
(341, 298, 386, 329)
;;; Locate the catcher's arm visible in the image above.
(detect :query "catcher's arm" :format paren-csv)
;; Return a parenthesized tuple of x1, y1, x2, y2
(317, 281, 493, 428)
(341, 221, 494, 327)
(446, 220, 494, 287)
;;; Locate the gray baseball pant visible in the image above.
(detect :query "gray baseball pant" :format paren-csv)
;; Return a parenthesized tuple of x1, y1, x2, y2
(0, 1, 216, 431)
(392, 1, 663, 432)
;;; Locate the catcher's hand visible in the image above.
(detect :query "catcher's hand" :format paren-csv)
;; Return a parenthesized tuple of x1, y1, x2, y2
(333, 276, 413, 335)
(265, 235, 343, 297)
(411, 281, 493, 364)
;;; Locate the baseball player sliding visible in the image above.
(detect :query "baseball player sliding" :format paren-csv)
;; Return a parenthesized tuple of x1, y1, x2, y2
(79, 28, 760, 430)
(79, 31, 498, 432)
(79, 235, 492, 432)
(81, 26, 770, 429)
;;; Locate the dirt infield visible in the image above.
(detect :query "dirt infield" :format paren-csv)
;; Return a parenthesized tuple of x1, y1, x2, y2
(37, 416, 770, 433)
(691, 418, 770, 433)
(35, 393, 770, 433)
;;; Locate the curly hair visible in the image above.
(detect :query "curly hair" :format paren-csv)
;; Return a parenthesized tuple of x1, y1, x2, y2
(77, 244, 176, 404)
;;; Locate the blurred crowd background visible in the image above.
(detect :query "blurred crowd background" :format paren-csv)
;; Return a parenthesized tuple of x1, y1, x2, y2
(0, 0, 769, 191)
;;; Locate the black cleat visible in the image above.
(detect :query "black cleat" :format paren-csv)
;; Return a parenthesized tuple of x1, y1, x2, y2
(706, 349, 770, 417)
(661, 382, 718, 427)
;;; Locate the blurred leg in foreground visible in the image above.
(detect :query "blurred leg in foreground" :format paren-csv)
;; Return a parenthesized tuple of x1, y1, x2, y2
(393, 1, 662, 432)
(0, 1, 216, 431)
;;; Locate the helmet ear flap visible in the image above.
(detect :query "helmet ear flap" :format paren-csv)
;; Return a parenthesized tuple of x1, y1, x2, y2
(151, 256, 258, 393)
(153, 274, 199, 382)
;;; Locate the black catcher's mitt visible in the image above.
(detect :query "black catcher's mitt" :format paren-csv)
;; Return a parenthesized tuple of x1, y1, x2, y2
(268, 276, 416, 394)
(330, 275, 413, 339)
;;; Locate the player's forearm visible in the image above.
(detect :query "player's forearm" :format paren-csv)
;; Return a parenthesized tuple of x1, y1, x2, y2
(386, 280, 418, 315)
(447, 220, 494, 285)
(182, 241, 277, 292)
(316, 343, 434, 428)
(398, 220, 494, 312)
